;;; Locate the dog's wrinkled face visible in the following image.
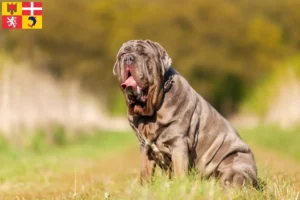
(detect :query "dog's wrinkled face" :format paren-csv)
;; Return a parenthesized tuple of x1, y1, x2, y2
(113, 40, 172, 116)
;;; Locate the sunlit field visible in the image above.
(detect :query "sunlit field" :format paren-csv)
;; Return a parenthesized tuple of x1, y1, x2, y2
(0, 126, 299, 200)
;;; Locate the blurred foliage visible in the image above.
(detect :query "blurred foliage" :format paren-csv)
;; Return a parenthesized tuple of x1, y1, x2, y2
(28, 125, 67, 153)
(2, 0, 300, 115)
(52, 125, 67, 146)
(29, 129, 49, 153)
(241, 56, 300, 116)
(0, 134, 9, 151)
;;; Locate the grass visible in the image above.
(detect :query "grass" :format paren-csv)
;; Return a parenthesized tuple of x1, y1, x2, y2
(238, 125, 300, 161)
(0, 126, 299, 199)
(0, 130, 135, 180)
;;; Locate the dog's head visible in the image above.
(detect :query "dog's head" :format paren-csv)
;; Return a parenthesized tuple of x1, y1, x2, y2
(113, 40, 172, 116)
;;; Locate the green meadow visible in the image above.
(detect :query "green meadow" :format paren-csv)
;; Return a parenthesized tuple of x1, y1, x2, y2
(0, 126, 299, 200)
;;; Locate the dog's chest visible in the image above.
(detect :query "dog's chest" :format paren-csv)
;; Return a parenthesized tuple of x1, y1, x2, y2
(136, 120, 158, 142)
(133, 118, 173, 169)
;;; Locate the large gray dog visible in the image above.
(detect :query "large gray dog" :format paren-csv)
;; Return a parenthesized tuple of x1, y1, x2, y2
(113, 39, 258, 188)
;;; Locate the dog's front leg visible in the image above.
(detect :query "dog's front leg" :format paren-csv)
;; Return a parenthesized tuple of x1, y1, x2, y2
(140, 146, 156, 184)
(172, 138, 189, 178)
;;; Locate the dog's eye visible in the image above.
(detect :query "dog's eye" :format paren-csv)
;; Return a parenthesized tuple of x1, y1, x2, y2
(141, 53, 147, 57)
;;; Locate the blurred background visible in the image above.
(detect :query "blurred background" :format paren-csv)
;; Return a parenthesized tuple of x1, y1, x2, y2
(1, 0, 300, 134)
(0, 0, 300, 198)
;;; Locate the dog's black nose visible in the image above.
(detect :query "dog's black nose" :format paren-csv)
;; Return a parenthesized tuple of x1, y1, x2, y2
(124, 55, 135, 65)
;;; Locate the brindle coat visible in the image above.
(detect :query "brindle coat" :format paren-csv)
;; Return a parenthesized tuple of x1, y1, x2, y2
(113, 40, 258, 188)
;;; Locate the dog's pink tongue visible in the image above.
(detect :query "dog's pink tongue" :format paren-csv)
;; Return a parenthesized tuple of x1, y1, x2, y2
(121, 76, 137, 90)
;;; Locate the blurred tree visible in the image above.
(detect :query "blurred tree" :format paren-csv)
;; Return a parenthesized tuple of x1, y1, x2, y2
(3, 0, 300, 116)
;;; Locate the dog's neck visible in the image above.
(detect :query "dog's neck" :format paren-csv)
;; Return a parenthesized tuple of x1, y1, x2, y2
(163, 67, 177, 93)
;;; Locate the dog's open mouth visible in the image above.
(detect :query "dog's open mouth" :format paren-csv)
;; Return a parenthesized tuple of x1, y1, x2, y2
(121, 71, 148, 106)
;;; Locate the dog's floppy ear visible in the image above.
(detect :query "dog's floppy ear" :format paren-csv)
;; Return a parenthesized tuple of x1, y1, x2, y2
(113, 60, 118, 76)
(155, 42, 172, 75)
(113, 42, 128, 77)
(161, 49, 172, 73)
(146, 40, 172, 75)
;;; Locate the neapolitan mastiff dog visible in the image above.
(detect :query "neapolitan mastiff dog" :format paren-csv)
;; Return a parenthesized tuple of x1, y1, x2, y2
(113, 40, 258, 188)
